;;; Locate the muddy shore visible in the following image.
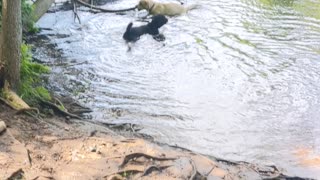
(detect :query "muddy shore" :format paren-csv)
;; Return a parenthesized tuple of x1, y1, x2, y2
(0, 104, 307, 179)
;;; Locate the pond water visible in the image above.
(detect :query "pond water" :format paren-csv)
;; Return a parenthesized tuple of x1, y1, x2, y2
(37, 0, 320, 178)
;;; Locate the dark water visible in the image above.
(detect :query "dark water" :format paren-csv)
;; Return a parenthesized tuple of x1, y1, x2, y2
(37, 0, 320, 178)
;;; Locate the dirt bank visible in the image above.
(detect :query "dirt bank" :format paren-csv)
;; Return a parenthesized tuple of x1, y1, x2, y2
(0, 104, 308, 179)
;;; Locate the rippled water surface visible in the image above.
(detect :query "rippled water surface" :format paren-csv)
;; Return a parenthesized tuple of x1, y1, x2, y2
(37, 0, 320, 177)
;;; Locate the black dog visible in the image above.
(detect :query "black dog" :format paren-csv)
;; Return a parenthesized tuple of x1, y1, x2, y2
(123, 15, 168, 43)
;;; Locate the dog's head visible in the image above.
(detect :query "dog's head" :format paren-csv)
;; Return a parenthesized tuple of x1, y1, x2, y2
(149, 15, 168, 28)
(137, 0, 153, 11)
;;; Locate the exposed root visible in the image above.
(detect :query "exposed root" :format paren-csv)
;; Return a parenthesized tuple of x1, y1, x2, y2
(119, 153, 176, 168)
(189, 158, 207, 180)
(215, 157, 239, 166)
(73, 0, 81, 24)
(7, 168, 24, 180)
(16, 107, 40, 115)
(0, 97, 39, 115)
(205, 166, 215, 176)
(40, 99, 82, 120)
(189, 159, 197, 180)
(141, 165, 171, 177)
(27, 149, 32, 167)
(0, 90, 40, 119)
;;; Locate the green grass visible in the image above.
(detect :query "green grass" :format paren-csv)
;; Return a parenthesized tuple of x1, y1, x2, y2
(19, 43, 51, 105)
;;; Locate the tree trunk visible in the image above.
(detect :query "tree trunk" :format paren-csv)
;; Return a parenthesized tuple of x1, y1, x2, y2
(0, 34, 4, 89)
(32, 0, 54, 22)
(1, 0, 22, 91)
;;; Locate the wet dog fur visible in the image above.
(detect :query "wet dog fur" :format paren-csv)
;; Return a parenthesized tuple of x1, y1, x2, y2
(137, 0, 197, 16)
(123, 14, 168, 43)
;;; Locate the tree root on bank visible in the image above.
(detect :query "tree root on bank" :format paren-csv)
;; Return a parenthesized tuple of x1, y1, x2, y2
(1, 89, 30, 110)
(0, 97, 40, 114)
(141, 165, 171, 177)
(189, 159, 198, 180)
(119, 153, 176, 168)
(106, 153, 210, 179)
(0, 87, 83, 120)
(7, 168, 24, 180)
(40, 99, 82, 120)
(189, 159, 207, 180)
(0, 89, 41, 122)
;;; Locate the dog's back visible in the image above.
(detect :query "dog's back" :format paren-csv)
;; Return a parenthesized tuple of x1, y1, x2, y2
(123, 15, 168, 43)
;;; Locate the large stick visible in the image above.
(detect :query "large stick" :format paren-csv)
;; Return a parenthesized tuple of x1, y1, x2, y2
(75, 0, 137, 13)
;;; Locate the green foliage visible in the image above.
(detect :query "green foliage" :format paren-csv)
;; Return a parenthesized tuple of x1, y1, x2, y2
(0, 0, 38, 32)
(21, 0, 38, 33)
(19, 43, 51, 104)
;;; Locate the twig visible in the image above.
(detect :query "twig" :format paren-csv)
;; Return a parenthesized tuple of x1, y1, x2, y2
(54, 136, 83, 141)
(205, 166, 215, 176)
(73, 0, 81, 24)
(141, 165, 171, 177)
(7, 168, 24, 180)
(189, 159, 197, 180)
(215, 157, 239, 166)
(53, 97, 65, 110)
(27, 149, 32, 167)
(106, 156, 123, 160)
(75, 0, 137, 13)
(16, 107, 40, 115)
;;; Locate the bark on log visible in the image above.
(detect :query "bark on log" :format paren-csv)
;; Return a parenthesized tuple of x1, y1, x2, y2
(0, 36, 4, 89)
(32, 0, 55, 22)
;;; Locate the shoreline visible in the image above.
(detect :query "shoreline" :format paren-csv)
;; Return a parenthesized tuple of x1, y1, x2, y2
(0, 104, 305, 179)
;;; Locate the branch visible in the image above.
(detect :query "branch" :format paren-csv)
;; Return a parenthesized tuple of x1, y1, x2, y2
(75, 0, 137, 13)
(119, 153, 176, 168)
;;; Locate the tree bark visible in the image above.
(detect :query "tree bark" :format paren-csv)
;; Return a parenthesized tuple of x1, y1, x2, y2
(0, 34, 4, 89)
(1, 0, 22, 91)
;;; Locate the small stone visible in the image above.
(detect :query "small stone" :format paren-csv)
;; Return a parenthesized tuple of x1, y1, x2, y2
(90, 146, 97, 152)
(0, 121, 7, 134)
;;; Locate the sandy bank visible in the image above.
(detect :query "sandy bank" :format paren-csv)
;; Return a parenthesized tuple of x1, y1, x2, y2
(0, 104, 306, 179)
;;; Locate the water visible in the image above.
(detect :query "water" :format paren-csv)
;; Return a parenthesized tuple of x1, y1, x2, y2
(37, 0, 320, 178)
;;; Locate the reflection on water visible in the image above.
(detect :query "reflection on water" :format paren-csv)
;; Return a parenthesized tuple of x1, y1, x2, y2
(37, 0, 320, 178)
